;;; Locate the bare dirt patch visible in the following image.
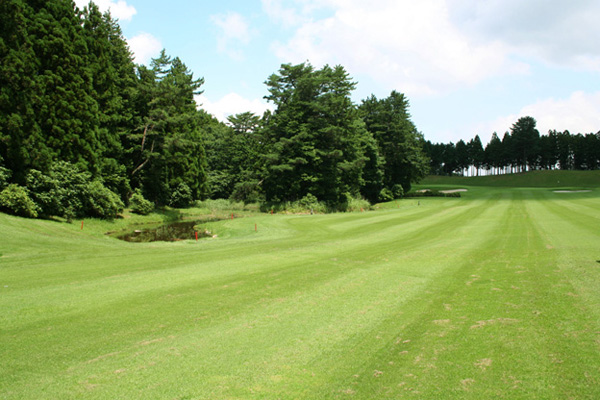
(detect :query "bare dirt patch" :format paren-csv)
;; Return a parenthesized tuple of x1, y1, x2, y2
(460, 378, 475, 390)
(470, 318, 519, 329)
(475, 358, 493, 370)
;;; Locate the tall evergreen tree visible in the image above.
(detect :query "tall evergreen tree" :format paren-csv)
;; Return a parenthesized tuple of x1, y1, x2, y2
(468, 135, 484, 176)
(82, 2, 137, 198)
(130, 50, 208, 203)
(454, 140, 469, 176)
(511, 116, 540, 171)
(1, 0, 102, 179)
(484, 133, 503, 174)
(261, 62, 370, 205)
(359, 91, 428, 192)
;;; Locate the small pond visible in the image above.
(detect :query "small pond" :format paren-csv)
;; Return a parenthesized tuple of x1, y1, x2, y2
(114, 219, 218, 243)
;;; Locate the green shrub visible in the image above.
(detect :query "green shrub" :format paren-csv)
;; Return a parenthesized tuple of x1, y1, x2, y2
(26, 162, 126, 219)
(404, 190, 461, 198)
(130, 189, 154, 215)
(0, 184, 38, 218)
(379, 188, 394, 202)
(170, 183, 193, 208)
(299, 193, 319, 209)
(230, 180, 263, 203)
(346, 196, 371, 212)
(26, 162, 88, 218)
(0, 166, 11, 191)
(391, 184, 404, 199)
(85, 181, 124, 219)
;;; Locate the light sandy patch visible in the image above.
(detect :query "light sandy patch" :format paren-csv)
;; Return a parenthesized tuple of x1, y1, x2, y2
(466, 274, 480, 286)
(553, 190, 591, 193)
(441, 189, 468, 193)
(470, 318, 519, 329)
(84, 351, 121, 364)
(461, 378, 475, 390)
(475, 358, 493, 370)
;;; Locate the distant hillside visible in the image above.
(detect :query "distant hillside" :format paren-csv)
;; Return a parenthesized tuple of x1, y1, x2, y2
(422, 170, 600, 188)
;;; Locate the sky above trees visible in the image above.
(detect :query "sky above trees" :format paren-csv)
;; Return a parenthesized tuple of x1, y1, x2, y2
(76, 0, 600, 144)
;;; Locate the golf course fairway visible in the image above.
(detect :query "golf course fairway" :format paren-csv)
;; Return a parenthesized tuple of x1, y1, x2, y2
(1, 186, 599, 399)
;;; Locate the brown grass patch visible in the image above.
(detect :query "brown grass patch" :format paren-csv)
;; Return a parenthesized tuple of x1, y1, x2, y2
(470, 318, 519, 329)
(474, 358, 493, 370)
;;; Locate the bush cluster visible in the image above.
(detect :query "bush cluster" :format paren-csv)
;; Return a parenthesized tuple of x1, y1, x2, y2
(169, 183, 194, 208)
(20, 161, 124, 220)
(129, 189, 154, 215)
(261, 193, 371, 214)
(0, 184, 38, 218)
(404, 190, 461, 198)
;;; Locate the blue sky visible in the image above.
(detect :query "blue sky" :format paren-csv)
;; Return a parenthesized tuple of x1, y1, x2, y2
(76, 0, 600, 145)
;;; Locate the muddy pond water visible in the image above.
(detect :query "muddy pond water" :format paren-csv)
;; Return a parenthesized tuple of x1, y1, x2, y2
(114, 219, 218, 242)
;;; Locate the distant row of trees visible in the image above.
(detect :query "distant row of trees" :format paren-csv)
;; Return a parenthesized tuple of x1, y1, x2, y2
(424, 116, 600, 176)
(0, 0, 429, 218)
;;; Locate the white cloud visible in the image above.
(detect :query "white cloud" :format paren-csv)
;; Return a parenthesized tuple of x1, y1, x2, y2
(74, 0, 137, 21)
(447, 0, 600, 70)
(196, 93, 274, 122)
(269, 0, 600, 98)
(127, 33, 162, 65)
(261, 0, 320, 27)
(270, 0, 527, 97)
(211, 12, 252, 61)
(473, 91, 600, 142)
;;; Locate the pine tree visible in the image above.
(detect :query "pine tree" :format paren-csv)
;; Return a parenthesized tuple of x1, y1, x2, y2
(130, 50, 208, 204)
(360, 91, 429, 191)
(261, 63, 369, 206)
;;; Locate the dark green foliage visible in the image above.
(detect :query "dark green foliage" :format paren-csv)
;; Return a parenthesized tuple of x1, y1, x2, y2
(0, 167, 10, 191)
(129, 189, 154, 215)
(0, 3, 210, 217)
(130, 51, 208, 204)
(298, 193, 319, 209)
(359, 91, 429, 193)
(404, 190, 460, 198)
(85, 180, 124, 219)
(204, 111, 264, 200)
(169, 183, 193, 208)
(26, 162, 89, 218)
(391, 184, 404, 199)
(468, 135, 484, 175)
(261, 62, 370, 208)
(424, 121, 599, 176)
(511, 116, 540, 171)
(26, 161, 122, 219)
(379, 188, 394, 202)
(230, 180, 263, 204)
(0, 155, 10, 190)
(0, 184, 38, 218)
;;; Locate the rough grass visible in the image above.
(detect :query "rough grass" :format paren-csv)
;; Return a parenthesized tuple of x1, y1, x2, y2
(1, 183, 599, 399)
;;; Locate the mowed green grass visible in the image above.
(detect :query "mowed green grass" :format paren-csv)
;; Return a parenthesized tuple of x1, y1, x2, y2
(1, 186, 599, 399)
(423, 169, 600, 188)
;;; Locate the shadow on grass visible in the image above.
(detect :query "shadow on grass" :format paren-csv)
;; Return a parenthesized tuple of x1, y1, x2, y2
(155, 208, 183, 223)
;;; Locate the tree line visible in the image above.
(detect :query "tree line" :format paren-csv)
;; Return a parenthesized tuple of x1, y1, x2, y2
(0, 0, 428, 218)
(424, 116, 600, 176)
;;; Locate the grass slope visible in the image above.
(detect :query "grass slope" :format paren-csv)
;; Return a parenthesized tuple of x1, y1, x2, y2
(1, 186, 599, 399)
(422, 169, 600, 188)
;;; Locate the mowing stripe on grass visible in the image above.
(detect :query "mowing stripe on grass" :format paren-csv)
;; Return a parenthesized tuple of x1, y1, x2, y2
(1, 187, 599, 399)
